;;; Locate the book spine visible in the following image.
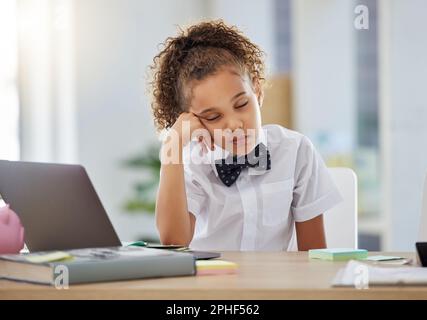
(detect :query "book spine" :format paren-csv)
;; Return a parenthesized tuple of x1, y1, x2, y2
(51, 254, 196, 284)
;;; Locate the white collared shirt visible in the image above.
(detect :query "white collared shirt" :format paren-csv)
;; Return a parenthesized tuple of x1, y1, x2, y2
(181, 124, 342, 251)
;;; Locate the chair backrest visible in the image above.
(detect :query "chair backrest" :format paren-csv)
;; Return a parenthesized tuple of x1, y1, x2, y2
(324, 167, 358, 249)
(418, 173, 427, 242)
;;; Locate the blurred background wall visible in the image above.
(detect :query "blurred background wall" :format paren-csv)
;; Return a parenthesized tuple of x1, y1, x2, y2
(1, 0, 426, 250)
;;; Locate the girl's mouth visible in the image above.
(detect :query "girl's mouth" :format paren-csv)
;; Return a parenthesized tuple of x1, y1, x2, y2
(232, 135, 247, 145)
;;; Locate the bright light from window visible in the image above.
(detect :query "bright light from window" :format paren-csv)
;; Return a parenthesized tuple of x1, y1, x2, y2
(0, 0, 19, 160)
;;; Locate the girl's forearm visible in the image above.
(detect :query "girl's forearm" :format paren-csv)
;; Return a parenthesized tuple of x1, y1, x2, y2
(155, 162, 193, 246)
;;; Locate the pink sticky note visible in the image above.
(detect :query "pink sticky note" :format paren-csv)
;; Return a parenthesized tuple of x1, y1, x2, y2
(0, 205, 25, 254)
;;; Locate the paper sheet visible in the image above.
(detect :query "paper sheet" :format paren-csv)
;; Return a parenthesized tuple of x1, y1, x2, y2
(333, 260, 427, 287)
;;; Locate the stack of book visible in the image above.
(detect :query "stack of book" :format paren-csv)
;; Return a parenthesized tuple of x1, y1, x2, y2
(0, 246, 195, 285)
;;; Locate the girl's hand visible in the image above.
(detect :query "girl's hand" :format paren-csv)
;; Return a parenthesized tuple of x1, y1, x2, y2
(171, 112, 215, 153)
(0, 204, 25, 254)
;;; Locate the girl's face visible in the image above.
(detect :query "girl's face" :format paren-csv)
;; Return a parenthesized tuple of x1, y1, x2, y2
(188, 67, 263, 156)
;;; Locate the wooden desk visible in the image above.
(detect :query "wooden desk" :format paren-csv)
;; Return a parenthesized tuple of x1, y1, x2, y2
(1, 252, 426, 299)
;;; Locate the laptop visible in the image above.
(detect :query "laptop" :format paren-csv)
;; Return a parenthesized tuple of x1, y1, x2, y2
(0, 160, 122, 251)
(0, 160, 220, 260)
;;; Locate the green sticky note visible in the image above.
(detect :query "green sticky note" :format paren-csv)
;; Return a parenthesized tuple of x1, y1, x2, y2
(309, 248, 368, 261)
(26, 251, 73, 263)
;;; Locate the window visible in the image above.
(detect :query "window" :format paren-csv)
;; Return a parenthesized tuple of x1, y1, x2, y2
(275, 0, 292, 74)
(0, 0, 19, 161)
(354, 0, 381, 250)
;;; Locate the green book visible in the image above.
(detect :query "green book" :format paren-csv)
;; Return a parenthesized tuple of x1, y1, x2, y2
(0, 246, 195, 285)
(309, 248, 368, 261)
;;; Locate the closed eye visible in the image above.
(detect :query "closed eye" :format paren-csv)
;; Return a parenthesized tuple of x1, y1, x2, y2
(205, 114, 221, 121)
(203, 101, 248, 121)
(235, 101, 249, 109)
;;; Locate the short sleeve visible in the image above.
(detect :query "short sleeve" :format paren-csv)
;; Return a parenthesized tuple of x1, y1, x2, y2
(291, 136, 343, 222)
(183, 165, 206, 218)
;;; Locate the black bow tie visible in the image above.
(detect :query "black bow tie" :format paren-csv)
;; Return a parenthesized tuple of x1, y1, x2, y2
(214, 143, 271, 187)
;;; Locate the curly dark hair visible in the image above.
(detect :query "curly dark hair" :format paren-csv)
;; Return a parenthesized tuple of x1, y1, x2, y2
(148, 19, 266, 131)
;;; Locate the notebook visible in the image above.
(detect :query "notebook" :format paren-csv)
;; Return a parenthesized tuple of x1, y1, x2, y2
(125, 242, 221, 260)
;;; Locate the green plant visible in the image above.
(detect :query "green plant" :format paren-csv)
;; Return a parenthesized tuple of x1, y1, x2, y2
(122, 144, 161, 215)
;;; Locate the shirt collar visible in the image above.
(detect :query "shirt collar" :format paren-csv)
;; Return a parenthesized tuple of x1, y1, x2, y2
(208, 127, 269, 177)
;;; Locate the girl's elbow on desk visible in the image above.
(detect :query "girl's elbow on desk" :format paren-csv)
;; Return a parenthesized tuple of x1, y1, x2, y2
(156, 212, 196, 247)
(159, 235, 191, 247)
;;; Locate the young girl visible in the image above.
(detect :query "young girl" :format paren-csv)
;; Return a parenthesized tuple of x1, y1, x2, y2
(149, 20, 342, 251)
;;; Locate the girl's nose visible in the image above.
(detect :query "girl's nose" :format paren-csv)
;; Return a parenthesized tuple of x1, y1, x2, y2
(225, 118, 244, 132)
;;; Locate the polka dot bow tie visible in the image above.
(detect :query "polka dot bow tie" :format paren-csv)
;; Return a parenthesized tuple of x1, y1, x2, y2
(214, 143, 271, 187)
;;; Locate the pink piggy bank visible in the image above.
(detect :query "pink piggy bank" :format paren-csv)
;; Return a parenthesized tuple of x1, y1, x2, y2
(0, 204, 25, 254)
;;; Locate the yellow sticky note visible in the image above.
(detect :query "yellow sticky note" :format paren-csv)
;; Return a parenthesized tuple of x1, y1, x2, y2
(26, 251, 73, 263)
(196, 260, 238, 276)
(196, 260, 238, 270)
